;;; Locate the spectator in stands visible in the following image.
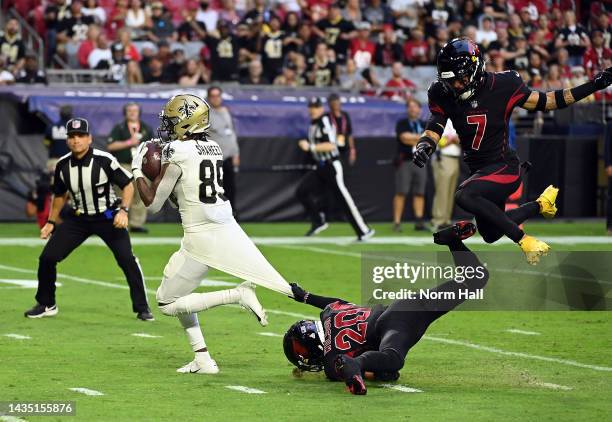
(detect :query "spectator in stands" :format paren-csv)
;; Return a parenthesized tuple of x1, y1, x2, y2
(240, 58, 269, 84)
(532, 14, 554, 45)
(143, 57, 164, 83)
(382, 61, 415, 101)
(507, 13, 525, 40)
(147, 2, 177, 44)
(424, 0, 452, 36)
(125, 0, 151, 40)
(88, 33, 113, 69)
(235, 22, 259, 72)
(483, 0, 508, 22)
(429, 26, 449, 62)
(403, 26, 429, 66)
(507, 34, 529, 70)
(15, 54, 48, 84)
(178, 7, 207, 42)
(296, 22, 318, 59)
(307, 42, 337, 86)
(115, 28, 141, 62)
(243, 0, 277, 26)
(282, 12, 302, 54)
(393, 98, 427, 232)
(261, 16, 285, 82)
(555, 10, 590, 67)
(528, 51, 545, 79)
(207, 20, 240, 81)
(459, 0, 479, 28)
(179, 59, 209, 86)
(42, 1, 64, 63)
(107, 102, 153, 233)
(0, 56, 15, 85)
(108, 0, 129, 40)
(196, 0, 219, 36)
(342, 0, 362, 23)
(107, 43, 142, 83)
(273, 62, 301, 86)
(518, 7, 536, 39)
(462, 25, 478, 45)
(362, 0, 392, 35)
(583, 30, 612, 79)
(82, 0, 107, 26)
(389, 0, 419, 35)
(529, 29, 551, 63)
(162, 48, 186, 83)
(218, 0, 242, 28)
(431, 120, 461, 231)
(374, 25, 403, 67)
(77, 24, 101, 68)
(207, 86, 239, 211)
(44, 104, 72, 169)
(592, 13, 611, 50)
(57, 0, 95, 45)
(475, 16, 497, 50)
(349, 21, 376, 69)
(0, 18, 26, 74)
(541, 64, 569, 90)
(314, 3, 356, 64)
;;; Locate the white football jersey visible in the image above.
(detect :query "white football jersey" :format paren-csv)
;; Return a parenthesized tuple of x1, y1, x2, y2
(161, 138, 232, 229)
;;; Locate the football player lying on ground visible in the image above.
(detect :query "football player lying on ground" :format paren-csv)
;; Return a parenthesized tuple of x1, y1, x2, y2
(413, 38, 612, 265)
(284, 221, 488, 395)
(132, 94, 293, 374)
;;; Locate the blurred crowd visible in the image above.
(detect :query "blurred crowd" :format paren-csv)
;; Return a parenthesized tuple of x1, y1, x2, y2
(0, 0, 610, 99)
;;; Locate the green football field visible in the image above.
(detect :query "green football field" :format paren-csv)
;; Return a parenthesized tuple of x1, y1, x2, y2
(0, 221, 610, 421)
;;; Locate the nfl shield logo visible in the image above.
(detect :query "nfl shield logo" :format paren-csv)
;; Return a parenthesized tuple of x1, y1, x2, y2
(73, 120, 81, 128)
(470, 100, 478, 108)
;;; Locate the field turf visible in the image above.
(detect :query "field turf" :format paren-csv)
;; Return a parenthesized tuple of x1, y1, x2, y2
(0, 221, 610, 421)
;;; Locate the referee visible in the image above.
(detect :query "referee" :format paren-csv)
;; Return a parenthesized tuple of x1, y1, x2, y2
(296, 97, 374, 240)
(24, 118, 153, 321)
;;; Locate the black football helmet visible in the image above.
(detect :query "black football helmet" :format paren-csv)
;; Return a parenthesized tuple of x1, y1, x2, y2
(283, 320, 325, 372)
(437, 37, 485, 101)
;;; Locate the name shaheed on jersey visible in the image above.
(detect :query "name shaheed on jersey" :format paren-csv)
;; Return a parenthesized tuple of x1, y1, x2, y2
(130, 94, 294, 375)
(412, 37, 612, 266)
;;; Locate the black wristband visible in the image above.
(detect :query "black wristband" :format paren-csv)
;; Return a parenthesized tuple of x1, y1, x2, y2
(535, 91, 547, 111)
(569, 81, 596, 105)
(120, 206, 129, 213)
(47, 220, 56, 226)
(554, 90, 567, 109)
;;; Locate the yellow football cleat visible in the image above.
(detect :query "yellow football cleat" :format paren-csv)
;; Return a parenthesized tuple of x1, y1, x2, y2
(518, 235, 551, 265)
(536, 185, 559, 219)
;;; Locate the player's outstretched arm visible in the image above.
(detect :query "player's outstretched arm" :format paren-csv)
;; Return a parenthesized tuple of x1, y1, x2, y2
(290, 283, 343, 309)
(521, 67, 612, 112)
(413, 129, 442, 168)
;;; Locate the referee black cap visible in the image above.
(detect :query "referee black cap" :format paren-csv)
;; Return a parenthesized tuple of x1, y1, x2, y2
(308, 97, 323, 108)
(66, 118, 90, 135)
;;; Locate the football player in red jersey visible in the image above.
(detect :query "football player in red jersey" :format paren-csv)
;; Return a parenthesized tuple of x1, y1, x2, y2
(413, 38, 612, 265)
(283, 221, 488, 395)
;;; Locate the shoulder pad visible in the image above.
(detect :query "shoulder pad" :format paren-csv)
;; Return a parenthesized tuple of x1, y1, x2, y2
(162, 141, 188, 164)
(427, 80, 448, 99)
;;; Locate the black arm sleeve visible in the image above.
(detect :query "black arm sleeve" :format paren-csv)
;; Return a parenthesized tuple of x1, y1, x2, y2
(304, 293, 345, 309)
(51, 162, 67, 195)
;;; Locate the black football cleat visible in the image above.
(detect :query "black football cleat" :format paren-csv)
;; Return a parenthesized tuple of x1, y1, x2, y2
(434, 221, 477, 245)
(136, 310, 155, 321)
(335, 355, 367, 395)
(305, 222, 329, 237)
(24, 303, 58, 318)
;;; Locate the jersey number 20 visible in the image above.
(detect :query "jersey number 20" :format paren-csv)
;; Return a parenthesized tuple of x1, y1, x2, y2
(199, 159, 227, 204)
(467, 114, 487, 150)
(334, 308, 371, 351)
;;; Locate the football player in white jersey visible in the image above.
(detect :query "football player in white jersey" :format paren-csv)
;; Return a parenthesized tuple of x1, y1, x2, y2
(131, 94, 293, 374)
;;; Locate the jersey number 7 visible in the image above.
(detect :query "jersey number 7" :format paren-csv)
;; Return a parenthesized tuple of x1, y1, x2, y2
(199, 159, 228, 204)
(467, 114, 487, 150)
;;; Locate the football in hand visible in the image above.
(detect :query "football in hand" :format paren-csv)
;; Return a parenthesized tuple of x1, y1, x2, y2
(141, 141, 162, 180)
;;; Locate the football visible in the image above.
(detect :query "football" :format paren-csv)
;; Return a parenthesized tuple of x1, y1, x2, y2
(141, 141, 162, 180)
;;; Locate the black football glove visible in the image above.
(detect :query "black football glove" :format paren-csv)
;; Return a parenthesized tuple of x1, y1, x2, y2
(290, 282, 308, 302)
(413, 142, 434, 168)
(593, 67, 612, 90)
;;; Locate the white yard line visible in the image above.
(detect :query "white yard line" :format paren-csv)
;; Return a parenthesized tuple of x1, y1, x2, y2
(532, 382, 573, 391)
(425, 336, 612, 372)
(225, 385, 266, 394)
(258, 332, 283, 338)
(2, 235, 612, 247)
(506, 329, 541, 336)
(3, 334, 31, 340)
(131, 333, 162, 338)
(1, 263, 609, 373)
(68, 387, 104, 396)
(381, 384, 423, 393)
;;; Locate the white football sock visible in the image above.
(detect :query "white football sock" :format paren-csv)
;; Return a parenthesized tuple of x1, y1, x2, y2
(177, 313, 206, 352)
(195, 351, 213, 364)
(164, 289, 241, 315)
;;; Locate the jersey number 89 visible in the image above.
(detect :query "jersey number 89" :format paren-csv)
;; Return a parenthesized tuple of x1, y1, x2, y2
(199, 159, 228, 204)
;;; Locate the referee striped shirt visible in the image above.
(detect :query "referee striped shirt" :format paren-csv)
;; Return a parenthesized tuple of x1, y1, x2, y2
(308, 115, 339, 162)
(52, 148, 133, 216)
